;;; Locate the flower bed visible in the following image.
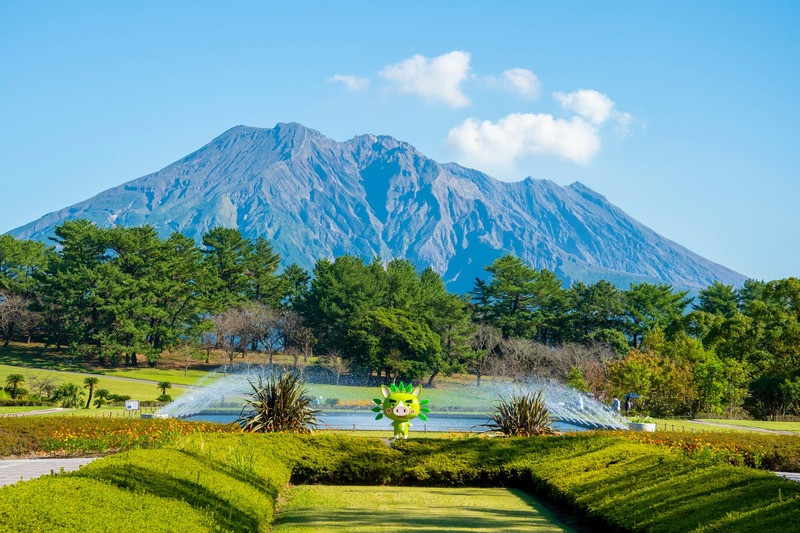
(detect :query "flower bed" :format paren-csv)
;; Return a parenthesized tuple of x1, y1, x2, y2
(0, 416, 234, 457)
(620, 430, 800, 471)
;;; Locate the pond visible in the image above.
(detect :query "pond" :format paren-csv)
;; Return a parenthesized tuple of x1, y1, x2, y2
(185, 410, 592, 432)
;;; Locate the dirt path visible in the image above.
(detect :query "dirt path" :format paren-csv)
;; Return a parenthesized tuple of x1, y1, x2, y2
(689, 419, 795, 435)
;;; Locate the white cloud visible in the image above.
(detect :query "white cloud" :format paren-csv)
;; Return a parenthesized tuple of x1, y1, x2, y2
(379, 51, 472, 108)
(485, 68, 541, 100)
(327, 74, 370, 92)
(553, 88, 634, 132)
(553, 89, 614, 125)
(445, 113, 601, 168)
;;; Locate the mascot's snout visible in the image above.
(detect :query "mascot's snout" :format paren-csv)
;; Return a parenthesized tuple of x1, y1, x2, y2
(393, 402, 409, 417)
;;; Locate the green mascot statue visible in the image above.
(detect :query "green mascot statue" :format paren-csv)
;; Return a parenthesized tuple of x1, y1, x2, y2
(372, 382, 430, 439)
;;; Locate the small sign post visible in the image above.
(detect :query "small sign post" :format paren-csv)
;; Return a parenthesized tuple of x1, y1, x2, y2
(125, 400, 140, 411)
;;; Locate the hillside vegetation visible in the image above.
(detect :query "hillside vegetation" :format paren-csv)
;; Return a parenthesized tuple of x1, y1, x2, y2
(2, 226, 800, 421)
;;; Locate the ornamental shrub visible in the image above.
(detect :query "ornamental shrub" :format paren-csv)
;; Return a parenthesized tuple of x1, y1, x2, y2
(237, 372, 318, 433)
(0, 477, 215, 531)
(74, 449, 279, 530)
(2, 431, 800, 531)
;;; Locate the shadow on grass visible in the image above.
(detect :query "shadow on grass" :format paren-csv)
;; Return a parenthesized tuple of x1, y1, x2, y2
(180, 448, 282, 498)
(72, 463, 259, 531)
(0, 343, 94, 372)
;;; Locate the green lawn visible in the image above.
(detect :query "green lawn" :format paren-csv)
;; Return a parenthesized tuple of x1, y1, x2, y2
(0, 405, 50, 414)
(697, 419, 800, 433)
(0, 341, 217, 384)
(273, 485, 573, 532)
(0, 364, 188, 402)
(105, 367, 213, 386)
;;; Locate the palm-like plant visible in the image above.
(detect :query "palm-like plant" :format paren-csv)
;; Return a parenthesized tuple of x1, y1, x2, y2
(485, 390, 559, 437)
(5, 373, 25, 399)
(157, 381, 172, 396)
(237, 372, 318, 433)
(83, 377, 100, 409)
(93, 388, 110, 408)
(52, 382, 84, 408)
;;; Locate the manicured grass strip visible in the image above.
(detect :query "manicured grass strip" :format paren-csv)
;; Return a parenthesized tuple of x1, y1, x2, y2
(274, 485, 573, 532)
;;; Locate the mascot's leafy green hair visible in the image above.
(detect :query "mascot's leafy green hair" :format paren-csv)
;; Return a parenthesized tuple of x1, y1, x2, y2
(372, 382, 430, 439)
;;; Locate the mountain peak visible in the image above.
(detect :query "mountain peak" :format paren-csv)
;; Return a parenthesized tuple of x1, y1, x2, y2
(7, 123, 746, 291)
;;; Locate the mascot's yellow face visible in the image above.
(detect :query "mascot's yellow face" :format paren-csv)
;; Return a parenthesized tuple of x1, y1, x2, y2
(381, 385, 421, 421)
(371, 382, 430, 423)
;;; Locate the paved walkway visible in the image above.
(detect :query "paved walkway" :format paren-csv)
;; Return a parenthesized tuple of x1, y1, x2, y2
(0, 408, 68, 418)
(689, 419, 795, 435)
(0, 458, 98, 487)
(776, 472, 800, 483)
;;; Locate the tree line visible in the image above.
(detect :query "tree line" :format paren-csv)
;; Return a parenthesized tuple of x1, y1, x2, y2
(1, 220, 799, 418)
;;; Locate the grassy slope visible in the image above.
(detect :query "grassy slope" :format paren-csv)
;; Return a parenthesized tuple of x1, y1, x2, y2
(274, 485, 573, 533)
(0, 364, 188, 402)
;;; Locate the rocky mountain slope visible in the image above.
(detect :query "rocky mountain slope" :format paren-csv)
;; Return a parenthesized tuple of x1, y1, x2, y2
(9, 123, 746, 291)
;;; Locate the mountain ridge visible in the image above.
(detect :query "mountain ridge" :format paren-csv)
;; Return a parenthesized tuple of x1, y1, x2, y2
(8, 122, 746, 292)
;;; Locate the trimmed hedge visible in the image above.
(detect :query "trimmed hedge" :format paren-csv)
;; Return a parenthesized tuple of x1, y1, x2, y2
(0, 399, 51, 407)
(1, 433, 799, 532)
(387, 436, 800, 532)
(0, 477, 215, 531)
(73, 449, 283, 530)
(179, 433, 800, 531)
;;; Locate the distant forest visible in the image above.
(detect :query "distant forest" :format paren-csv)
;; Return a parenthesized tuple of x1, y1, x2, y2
(1, 219, 798, 419)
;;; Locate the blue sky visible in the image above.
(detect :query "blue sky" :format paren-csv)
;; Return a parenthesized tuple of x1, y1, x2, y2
(1, 1, 798, 280)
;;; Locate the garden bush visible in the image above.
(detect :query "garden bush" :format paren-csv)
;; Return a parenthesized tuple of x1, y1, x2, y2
(0, 398, 51, 407)
(0, 477, 215, 531)
(73, 449, 281, 530)
(1, 431, 800, 531)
